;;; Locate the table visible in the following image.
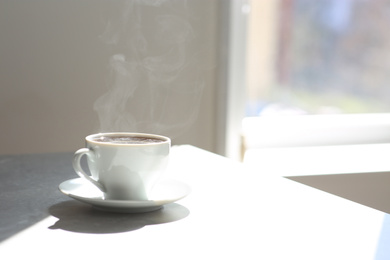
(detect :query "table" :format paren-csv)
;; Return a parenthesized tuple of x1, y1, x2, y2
(0, 145, 389, 259)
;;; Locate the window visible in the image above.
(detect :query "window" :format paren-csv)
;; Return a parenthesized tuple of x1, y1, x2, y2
(246, 0, 390, 116)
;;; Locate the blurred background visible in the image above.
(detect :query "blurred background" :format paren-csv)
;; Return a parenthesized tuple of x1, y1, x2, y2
(246, 0, 390, 116)
(1, 0, 390, 159)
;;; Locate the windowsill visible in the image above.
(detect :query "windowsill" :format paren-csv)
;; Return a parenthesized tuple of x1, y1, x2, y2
(242, 113, 390, 149)
(241, 113, 390, 176)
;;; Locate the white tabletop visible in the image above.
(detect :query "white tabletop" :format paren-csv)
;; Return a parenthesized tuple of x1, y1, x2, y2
(1, 145, 389, 259)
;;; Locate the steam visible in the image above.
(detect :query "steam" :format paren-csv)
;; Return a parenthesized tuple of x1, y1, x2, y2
(94, 0, 204, 138)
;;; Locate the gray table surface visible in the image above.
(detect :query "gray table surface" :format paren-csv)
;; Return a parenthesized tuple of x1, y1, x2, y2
(0, 152, 75, 242)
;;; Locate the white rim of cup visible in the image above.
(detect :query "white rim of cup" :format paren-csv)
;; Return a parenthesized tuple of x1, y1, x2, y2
(85, 132, 171, 146)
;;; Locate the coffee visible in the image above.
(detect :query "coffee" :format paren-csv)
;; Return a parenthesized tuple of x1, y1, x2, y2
(93, 135, 166, 144)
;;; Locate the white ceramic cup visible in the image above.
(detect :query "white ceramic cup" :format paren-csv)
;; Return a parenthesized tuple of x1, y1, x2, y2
(72, 132, 170, 201)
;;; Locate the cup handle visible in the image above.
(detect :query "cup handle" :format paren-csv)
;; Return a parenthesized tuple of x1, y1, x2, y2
(72, 148, 105, 192)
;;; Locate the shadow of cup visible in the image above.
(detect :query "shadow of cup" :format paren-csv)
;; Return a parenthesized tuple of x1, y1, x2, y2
(48, 200, 190, 234)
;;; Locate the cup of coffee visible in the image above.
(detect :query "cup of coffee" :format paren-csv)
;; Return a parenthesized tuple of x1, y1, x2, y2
(72, 132, 170, 200)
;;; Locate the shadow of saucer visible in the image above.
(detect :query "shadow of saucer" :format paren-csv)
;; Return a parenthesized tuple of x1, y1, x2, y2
(48, 200, 190, 234)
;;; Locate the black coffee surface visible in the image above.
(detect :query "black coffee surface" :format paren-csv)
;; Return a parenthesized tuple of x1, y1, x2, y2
(93, 136, 165, 144)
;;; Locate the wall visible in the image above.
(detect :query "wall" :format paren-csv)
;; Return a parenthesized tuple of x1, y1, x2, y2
(0, 0, 220, 155)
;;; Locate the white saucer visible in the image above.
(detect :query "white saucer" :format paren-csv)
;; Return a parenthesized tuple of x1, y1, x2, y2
(59, 178, 191, 213)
